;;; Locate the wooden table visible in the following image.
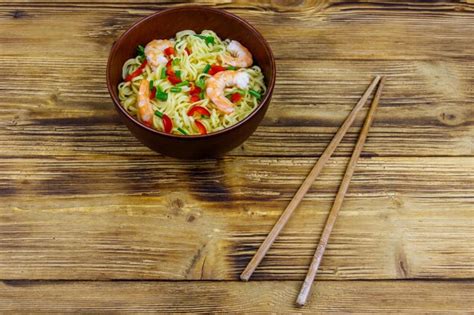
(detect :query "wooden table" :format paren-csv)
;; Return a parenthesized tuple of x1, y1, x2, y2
(1, 1, 473, 313)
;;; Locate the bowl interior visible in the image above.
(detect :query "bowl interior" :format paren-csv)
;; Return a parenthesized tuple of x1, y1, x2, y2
(108, 6, 275, 132)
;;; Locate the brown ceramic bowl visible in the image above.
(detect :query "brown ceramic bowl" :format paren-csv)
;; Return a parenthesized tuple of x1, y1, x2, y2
(106, 6, 276, 158)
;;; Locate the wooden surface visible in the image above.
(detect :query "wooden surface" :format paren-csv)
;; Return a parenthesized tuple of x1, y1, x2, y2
(1, 0, 473, 313)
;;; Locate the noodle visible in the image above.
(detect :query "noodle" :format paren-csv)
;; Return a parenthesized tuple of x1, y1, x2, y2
(118, 30, 266, 135)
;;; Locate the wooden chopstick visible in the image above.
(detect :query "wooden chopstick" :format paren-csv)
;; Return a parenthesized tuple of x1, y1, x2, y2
(240, 75, 382, 281)
(296, 77, 386, 307)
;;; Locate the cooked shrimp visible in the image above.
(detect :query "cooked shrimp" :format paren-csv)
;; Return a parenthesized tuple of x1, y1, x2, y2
(206, 70, 250, 114)
(137, 79, 154, 127)
(221, 40, 253, 68)
(145, 39, 174, 70)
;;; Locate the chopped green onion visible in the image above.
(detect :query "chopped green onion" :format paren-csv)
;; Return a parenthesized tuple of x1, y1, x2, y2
(196, 77, 206, 89)
(249, 89, 262, 99)
(177, 127, 188, 135)
(201, 115, 206, 119)
(199, 91, 205, 99)
(149, 80, 154, 90)
(205, 36, 215, 45)
(175, 70, 181, 79)
(170, 87, 182, 93)
(176, 80, 189, 87)
(154, 110, 163, 118)
(160, 67, 167, 79)
(137, 45, 145, 57)
(156, 91, 168, 101)
(203, 64, 211, 73)
(172, 58, 180, 66)
(194, 34, 214, 44)
(227, 66, 237, 70)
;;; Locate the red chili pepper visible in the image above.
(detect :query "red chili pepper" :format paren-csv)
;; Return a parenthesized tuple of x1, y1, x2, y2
(208, 64, 226, 75)
(185, 48, 191, 55)
(167, 74, 181, 85)
(142, 120, 153, 128)
(150, 87, 156, 99)
(189, 83, 201, 95)
(190, 94, 200, 103)
(125, 60, 148, 82)
(166, 63, 174, 76)
(161, 114, 173, 133)
(230, 93, 242, 103)
(195, 120, 207, 135)
(164, 47, 175, 56)
(187, 106, 211, 117)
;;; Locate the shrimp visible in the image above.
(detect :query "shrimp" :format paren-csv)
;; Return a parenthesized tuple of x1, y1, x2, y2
(206, 70, 250, 114)
(145, 39, 174, 70)
(137, 79, 154, 127)
(221, 40, 253, 68)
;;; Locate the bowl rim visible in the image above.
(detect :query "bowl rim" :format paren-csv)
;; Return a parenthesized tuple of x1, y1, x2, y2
(106, 5, 276, 140)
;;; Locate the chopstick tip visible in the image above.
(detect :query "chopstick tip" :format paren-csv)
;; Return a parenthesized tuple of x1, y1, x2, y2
(240, 273, 250, 282)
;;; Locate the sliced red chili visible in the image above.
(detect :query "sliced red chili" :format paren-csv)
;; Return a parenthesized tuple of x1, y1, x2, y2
(166, 64, 174, 76)
(150, 87, 156, 99)
(185, 48, 191, 55)
(125, 60, 148, 82)
(164, 47, 175, 56)
(167, 74, 181, 85)
(189, 83, 201, 95)
(187, 106, 211, 117)
(195, 120, 207, 135)
(161, 114, 173, 133)
(190, 94, 200, 103)
(208, 64, 226, 75)
(142, 120, 153, 128)
(230, 93, 242, 103)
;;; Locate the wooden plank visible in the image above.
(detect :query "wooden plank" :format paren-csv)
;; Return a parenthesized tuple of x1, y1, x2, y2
(1, 156, 473, 280)
(1, 280, 473, 313)
(1, 57, 472, 157)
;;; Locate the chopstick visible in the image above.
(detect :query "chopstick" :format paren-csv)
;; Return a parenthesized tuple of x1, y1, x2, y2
(240, 75, 382, 281)
(296, 77, 386, 306)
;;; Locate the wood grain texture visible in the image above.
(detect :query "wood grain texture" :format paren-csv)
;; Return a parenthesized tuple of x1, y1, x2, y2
(1, 156, 473, 280)
(1, 280, 474, 313)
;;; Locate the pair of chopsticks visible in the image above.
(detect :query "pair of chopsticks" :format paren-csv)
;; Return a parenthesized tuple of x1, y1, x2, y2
(240, 75, 386, 306)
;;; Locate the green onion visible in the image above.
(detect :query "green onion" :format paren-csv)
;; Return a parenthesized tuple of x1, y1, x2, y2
(170, 87, 182, 93)
(149, 80, 154, 90)
(236, 89, 246, 95)
(175, 80, 189, 87)
(199, 91, 205, 99)
(156, 91, 168, 101)
(205, 36, 215, 45)
(196, 77, 206, 89)
(201, 115, 206, 119)
(177, 127, 188, 135)
(227, 66, 237, 70)
(175, 70, 181, 79)
(194, 34, 214, 45)
(203, 64, 211, 73)
(160, 67, 167, 79)
(196, 78, 206, 90)
(137, 45, 145, 57)
(172, 58, 180, 66)
(154, 110, 163, 118)
(249, 89, 262, 99)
